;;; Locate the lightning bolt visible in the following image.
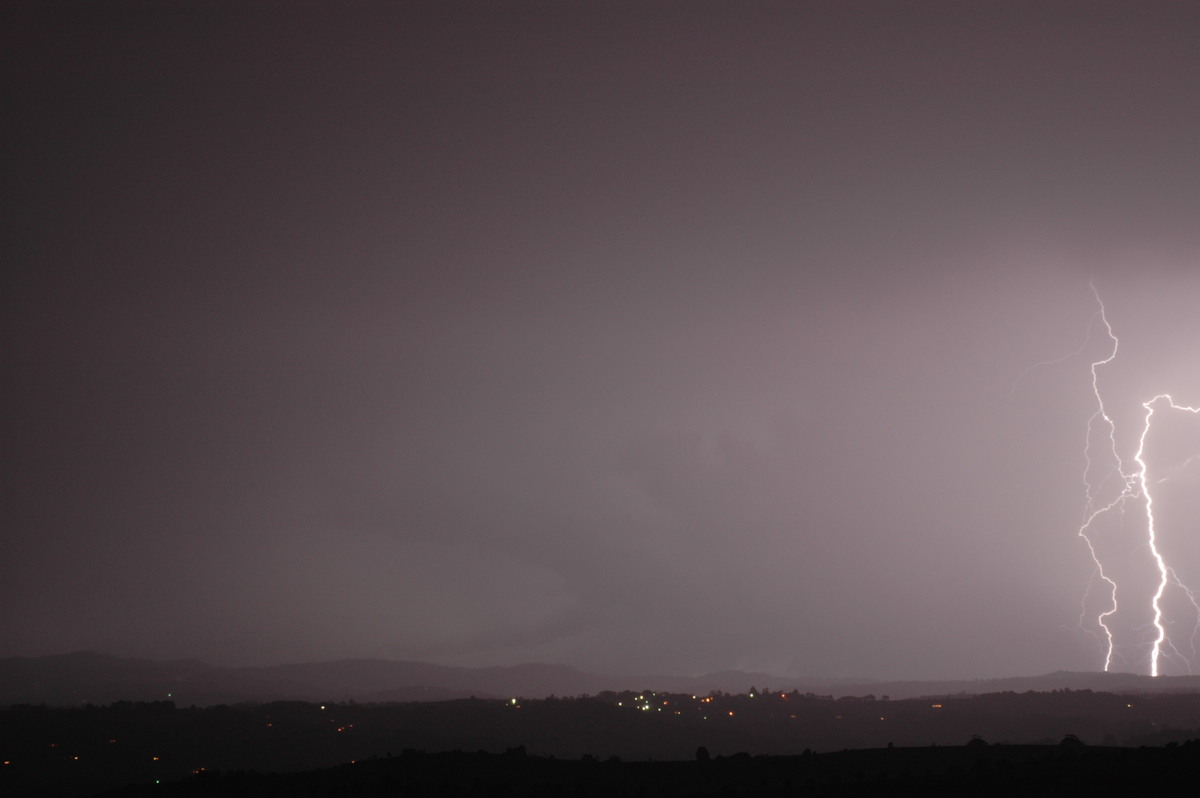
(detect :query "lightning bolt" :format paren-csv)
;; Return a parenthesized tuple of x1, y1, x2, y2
(1076, 284, 1200, 676)
(1135, 393, 1200, 675)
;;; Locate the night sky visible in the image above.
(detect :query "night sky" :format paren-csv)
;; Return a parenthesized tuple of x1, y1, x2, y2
(5, 1, 1200, 681)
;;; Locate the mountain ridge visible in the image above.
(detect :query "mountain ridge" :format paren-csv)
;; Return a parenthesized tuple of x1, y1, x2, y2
(5, 651, 1200, 707)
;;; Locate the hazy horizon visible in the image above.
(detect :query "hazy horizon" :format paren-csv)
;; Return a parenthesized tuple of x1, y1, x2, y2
(16, 646, 1200, 689)
(5, 1, 1200, 682)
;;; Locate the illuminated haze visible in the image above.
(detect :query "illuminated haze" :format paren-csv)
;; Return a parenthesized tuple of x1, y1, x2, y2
(4, 1, 1200, 680)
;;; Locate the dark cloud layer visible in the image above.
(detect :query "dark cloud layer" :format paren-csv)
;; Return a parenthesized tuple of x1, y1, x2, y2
(4, 1, 1200, 679)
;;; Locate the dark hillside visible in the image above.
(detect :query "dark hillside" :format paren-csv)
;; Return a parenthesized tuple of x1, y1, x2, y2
(5, 689, 1200, 796)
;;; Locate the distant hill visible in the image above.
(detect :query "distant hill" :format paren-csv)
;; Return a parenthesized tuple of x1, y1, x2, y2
(0, 653, 626, 705)
(4, 652, 1200, 706)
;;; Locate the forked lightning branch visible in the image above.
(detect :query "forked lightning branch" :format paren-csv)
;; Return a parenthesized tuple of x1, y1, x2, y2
(1078, 285, 1200, 676)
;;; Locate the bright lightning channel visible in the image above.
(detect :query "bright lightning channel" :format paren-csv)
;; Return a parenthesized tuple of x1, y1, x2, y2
(1077, 284, 1200, 676)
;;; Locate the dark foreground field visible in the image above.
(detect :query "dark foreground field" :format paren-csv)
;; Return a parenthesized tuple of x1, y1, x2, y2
(94, 743, 1200, 797)
(5, 689, 1200, 796)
